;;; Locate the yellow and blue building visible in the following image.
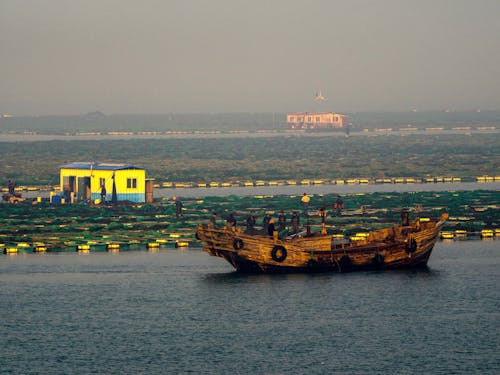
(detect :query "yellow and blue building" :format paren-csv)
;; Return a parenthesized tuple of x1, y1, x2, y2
(59, 162, 150, 203)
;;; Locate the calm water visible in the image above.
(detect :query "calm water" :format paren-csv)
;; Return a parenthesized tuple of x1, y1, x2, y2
(1, 241, 498, 374)
(153, 181, 500, 198)
(24, 182, 500, 199)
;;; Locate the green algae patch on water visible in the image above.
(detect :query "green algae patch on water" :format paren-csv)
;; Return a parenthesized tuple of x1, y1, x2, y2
(0, 190, 498, 251)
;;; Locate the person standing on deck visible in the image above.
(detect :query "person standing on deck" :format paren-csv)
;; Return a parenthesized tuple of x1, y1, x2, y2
(267, 218, 276, 237)
(227, 213, 237, 229)
(278, 210, 286, 231)
(246, 215, 256, 231)
(401, 208, 410, 235)
(262, 213, 271, 233)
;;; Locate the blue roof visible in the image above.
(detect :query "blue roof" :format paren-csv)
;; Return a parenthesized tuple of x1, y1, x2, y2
(60, 162, 143, 171)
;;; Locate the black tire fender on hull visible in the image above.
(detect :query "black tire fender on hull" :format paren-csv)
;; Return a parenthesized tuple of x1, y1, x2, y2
(233, 238, 244, 250)
(271, 245, 287, 262)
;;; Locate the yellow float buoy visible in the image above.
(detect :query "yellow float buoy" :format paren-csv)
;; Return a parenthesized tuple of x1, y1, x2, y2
(481, 229, 494, 238)
(440, 231, 454, 239)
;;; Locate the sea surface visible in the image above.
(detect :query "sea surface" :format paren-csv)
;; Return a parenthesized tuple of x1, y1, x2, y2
(152, 181, 500, 198)
(1, 240, 498, 374)
(24, 181, 500, 199)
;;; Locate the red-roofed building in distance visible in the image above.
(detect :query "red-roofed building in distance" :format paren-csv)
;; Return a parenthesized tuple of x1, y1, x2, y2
(287, 112, 348, 129)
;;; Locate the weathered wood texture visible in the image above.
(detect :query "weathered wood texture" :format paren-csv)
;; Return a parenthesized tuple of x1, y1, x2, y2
(197, 214, 447, 273)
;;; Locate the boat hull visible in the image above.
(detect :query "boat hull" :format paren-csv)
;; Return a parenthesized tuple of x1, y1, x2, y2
(205, 240, 434, 274)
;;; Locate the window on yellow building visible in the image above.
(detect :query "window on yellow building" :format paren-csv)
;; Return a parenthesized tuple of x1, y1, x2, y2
(127, 178, 137, 189)
(99, 178, 105, 188)
(316, 117, 320, 122)
(307, 116, 312, 122)
(289, 116, 294, 122)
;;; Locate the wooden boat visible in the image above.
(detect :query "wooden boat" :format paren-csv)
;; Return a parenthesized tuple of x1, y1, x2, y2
(196, 213, 448, 273)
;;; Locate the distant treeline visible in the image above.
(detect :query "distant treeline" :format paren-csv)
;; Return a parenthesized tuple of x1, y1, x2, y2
(1, 111, 499, 134)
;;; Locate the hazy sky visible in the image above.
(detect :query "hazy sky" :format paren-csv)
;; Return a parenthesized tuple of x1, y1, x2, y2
(1, 0, 500, 115)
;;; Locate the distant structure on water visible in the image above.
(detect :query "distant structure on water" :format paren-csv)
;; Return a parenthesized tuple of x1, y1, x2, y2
(286, 112, 348, 129)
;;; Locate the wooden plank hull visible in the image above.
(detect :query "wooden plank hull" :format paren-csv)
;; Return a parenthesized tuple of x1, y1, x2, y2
(196, 215, 447, 274)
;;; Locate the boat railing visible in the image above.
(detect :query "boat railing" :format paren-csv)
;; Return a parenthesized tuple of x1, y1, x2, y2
(198, 215, 446, 247)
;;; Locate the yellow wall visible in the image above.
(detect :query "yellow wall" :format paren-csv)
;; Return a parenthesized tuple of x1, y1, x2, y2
(59, 168, 146, 202)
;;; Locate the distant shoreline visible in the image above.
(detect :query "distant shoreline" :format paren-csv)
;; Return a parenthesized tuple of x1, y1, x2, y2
(0, 127, 497, 142)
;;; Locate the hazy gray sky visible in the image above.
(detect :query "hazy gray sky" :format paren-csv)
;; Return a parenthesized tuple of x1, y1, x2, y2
(1, 0, 500, 115)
